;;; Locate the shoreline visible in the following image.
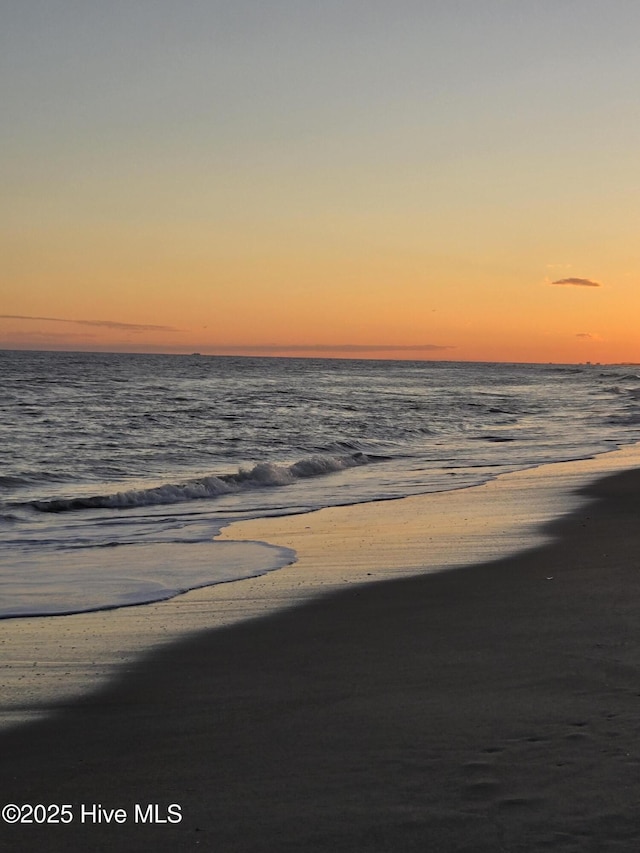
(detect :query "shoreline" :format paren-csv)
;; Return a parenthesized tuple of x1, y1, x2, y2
(2, 455, 640, 848)
(2, 443, 640, 729)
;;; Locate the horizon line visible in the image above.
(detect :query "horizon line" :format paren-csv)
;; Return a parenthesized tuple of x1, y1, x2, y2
(0, 345, 629, 367)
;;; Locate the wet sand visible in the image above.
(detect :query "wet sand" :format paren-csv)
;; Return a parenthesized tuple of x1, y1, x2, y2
(2, 459, 640, 851)
(3, 449, 632, 729)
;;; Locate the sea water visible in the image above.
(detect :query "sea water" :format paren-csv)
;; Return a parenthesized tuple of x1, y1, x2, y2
(2, 350, 640, 618)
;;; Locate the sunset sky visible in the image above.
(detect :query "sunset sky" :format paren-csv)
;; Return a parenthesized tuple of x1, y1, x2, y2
(2, 1, 639, 362)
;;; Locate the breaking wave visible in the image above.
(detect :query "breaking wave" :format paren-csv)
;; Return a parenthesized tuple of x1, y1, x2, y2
(29, 452, 377, 513)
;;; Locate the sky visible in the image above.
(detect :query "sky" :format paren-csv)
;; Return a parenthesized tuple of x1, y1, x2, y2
(2, 0, 639, 362)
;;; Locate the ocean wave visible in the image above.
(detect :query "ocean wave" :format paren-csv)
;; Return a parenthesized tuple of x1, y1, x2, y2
(606, 412, 640, 426)
(315, 439, 368, 453)
(0, 511, 24, 525)
(550, 366, 587, 374)
(0, 472, 76, 489)
(28, 452, 377, 513)
(600, 370, 640, 382)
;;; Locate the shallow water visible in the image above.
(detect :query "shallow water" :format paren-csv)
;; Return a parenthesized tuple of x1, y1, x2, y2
(2, 350, 640, 616)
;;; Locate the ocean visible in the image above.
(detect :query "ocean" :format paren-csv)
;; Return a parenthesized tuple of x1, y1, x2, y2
(2, 349, 640, 619)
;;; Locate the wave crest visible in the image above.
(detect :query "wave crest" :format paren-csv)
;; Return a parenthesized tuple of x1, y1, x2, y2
(30, 452, 375, 513)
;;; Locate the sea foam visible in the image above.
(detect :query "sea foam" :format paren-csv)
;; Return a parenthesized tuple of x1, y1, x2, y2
(29, 453, 375, 513)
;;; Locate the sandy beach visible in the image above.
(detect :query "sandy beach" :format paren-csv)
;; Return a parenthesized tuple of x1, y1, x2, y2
(4, 1, 640, 848)
(3, 454, 640, 851)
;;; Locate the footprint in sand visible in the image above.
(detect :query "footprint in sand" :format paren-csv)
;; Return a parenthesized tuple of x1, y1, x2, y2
(460, 758, 501, 800)
(564, 721, 590, 741)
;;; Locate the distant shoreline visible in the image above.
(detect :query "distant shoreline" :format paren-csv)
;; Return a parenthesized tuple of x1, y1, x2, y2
(2, 346, 640, 365)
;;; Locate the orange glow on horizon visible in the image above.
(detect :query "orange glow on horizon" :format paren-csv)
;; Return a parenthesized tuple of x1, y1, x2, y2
(3, 5, 640, 366)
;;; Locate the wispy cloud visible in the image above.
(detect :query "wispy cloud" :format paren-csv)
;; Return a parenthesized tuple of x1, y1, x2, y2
(0, 315, 179, 332)
(2, 330, 97, 341)
(550, 278, 601, 288)
(211, 343, 455, 353)
(576, 332, 603, 341)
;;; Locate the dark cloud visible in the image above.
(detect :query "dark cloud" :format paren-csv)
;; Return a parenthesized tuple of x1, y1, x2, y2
(213, 343, 454, 353)
(3, 330, 97, 341)
(551, 278, 601, 288)
(78, 320, 179, 331)
(0, 315, 179, 332)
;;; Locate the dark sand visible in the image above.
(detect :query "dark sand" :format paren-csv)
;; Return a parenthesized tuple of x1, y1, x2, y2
(2, 468, 640, 852)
